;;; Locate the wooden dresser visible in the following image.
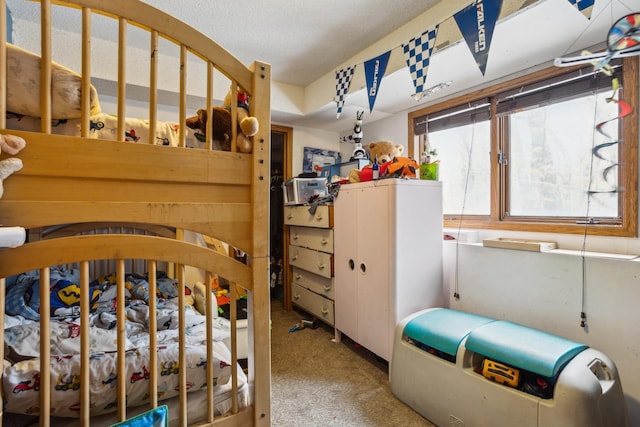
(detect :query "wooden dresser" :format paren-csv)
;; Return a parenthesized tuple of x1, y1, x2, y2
(284, 204, 335, 326)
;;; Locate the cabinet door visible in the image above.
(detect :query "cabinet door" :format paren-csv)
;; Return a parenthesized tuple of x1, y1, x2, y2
(354, 185, 389, 359)
(334, 187, 359, 340)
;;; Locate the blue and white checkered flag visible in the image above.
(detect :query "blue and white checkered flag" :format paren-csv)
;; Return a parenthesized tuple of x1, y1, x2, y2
(403, 26, 439, 100)
(335, 65, 355, 119)
(567, 0, 594, 19)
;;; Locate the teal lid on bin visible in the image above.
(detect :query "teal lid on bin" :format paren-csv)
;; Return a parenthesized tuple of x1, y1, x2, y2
(465, 320, 588, 378)
(404, 308, 495, 357)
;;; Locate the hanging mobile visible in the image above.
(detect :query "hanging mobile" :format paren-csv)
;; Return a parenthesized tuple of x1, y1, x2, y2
(554, 12, 640, 71)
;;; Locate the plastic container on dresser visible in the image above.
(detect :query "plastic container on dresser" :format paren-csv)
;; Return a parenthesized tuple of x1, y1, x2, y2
(333, 179, 443, 362)
(284, 204, 335, 326)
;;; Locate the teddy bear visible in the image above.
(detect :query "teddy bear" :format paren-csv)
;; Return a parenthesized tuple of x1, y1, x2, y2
(0, 133, 26, 198)
(349, 140, 404, 183)
(186, 87, 259, 153)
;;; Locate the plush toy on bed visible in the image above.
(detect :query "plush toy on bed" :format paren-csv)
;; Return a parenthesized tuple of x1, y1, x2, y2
(185, 87, 259, 153)
(0, 134, 26, 198)
(349, 140, 404, 183)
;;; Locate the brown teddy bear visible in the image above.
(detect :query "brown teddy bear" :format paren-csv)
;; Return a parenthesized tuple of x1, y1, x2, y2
(186, 87, 259, 153)
(349, 141, 404, 183)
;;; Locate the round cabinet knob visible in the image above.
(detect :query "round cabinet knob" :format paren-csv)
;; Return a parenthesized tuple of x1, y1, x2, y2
(321, 307, 329, 315)
(287, 213, 293, 220)
(317, 263, 325, 270)
(293, 293, 300, 300)
(295, 273, 302, 280)
(315, 215, 323, 222)
(292, 234, 299, 240)
(320, 238, 328, 245)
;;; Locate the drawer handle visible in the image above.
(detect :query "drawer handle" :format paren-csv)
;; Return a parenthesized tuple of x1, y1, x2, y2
(360, 263, 366, 274)
(348, 259, 355, 270)
(287, 213, 293, 220)
(323, 285, 332, 292)
(315, 215, 323, 221)
(320, 238, 328, 245)
(293, 293, 300, 300)
(295, 273, 302, 280)
(292, 234, 299, 241)
(321, 307, 329, 315)
(292, 254, 298, 261)
(317, 263, 325, 270)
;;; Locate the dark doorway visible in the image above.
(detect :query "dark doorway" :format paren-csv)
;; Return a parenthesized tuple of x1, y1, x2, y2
(270, 126, 292, 303)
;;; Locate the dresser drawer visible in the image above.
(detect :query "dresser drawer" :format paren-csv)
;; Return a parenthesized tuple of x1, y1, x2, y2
(284, 205, 333, 228)
(289, 244, 333, 278)
(291, 267, 334, 299)
(290, 226, 334, 253)
(292, 283, 335, 326)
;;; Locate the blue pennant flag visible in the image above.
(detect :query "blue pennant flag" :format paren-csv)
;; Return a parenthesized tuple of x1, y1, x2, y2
(403, 26, 439, 99)
(364, 50, 391, 113)
(454, 0, 502, 76)
(568, 0, 594, 19)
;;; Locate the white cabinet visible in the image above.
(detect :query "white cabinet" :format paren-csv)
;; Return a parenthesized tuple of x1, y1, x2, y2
(334, 179, 443, 361)
(285, 205, 335, 326)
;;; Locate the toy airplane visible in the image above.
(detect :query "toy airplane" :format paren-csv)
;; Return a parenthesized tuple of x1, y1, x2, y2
(554, 13, 640, 71)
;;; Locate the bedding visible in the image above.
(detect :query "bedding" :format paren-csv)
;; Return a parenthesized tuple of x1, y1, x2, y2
(2, 268, 235, 418)
(5, 111, 208, 148)
(5, 43, 102, 119)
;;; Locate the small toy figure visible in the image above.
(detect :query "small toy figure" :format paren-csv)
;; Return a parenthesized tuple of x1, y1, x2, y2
(340, 110, 368, 160)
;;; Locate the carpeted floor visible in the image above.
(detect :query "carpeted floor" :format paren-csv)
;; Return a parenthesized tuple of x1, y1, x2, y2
(270, 299, 435, 427)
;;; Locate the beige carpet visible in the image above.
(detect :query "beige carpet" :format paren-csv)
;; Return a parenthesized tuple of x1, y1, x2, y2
(270, 299, 435, 427)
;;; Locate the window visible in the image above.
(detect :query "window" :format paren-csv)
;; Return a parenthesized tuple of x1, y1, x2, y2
(409, 58, 638, 236)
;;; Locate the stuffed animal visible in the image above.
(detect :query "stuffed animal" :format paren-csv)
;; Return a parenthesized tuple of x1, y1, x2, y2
(349, 141, 404, 183)
(186, 87, 259, 154)
(367, 141, 404, 164)
(0, 134, 26, 198)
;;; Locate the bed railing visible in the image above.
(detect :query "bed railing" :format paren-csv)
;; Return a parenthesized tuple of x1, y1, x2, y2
(0, 0, 272, 425)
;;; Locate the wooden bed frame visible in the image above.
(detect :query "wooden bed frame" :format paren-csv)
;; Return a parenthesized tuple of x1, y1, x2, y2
(0, 1, 271, 426)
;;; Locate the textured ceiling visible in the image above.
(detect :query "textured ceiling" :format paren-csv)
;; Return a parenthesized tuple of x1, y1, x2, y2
(138, 0, 442, 87)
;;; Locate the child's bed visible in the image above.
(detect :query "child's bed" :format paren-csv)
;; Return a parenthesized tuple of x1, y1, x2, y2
(0, 1, 271, 426)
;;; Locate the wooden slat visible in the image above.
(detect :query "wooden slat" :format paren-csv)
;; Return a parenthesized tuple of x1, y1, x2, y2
(0, 133, 252, 186)
(177, 265, 188, 424)
(249, 60, 272, 427)
(79, 261, 90, 425)
(117, 17, 127, 142)
(205, 272, 215, 423)
(148, 263, 159, 408)
(39, 267, 51, 427)
(0, 201, 251, 245)
(116, 260, 126, 421)
(0, 0, 7, 129)
(40, 0, 52, 134)
(179, 44, 187, 148)
(80, 7, 91, 137)
(149, 30, 159, 145)
(206, 63, 214, 151)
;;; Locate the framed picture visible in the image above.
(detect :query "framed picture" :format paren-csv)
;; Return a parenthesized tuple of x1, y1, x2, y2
(302, 147, 341, 174)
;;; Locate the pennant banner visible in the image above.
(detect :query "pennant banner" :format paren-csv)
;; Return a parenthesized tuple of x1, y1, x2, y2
(364, 50, 391, 113)
(403, 26, 439, 99)
(568, 0, 595, 20)
(454, 0, 502, 76)
(335, 66, 355, 119)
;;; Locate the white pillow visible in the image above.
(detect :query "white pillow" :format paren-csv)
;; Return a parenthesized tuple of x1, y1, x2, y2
(5, 43, 101, 119)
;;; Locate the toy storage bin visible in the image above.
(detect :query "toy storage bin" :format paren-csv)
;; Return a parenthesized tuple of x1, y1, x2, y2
(283, 177, 327, 205)
(391, 308, 628, 427)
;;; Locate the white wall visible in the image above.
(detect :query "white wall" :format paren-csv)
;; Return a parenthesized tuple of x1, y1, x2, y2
(290, 126, 341, 176)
